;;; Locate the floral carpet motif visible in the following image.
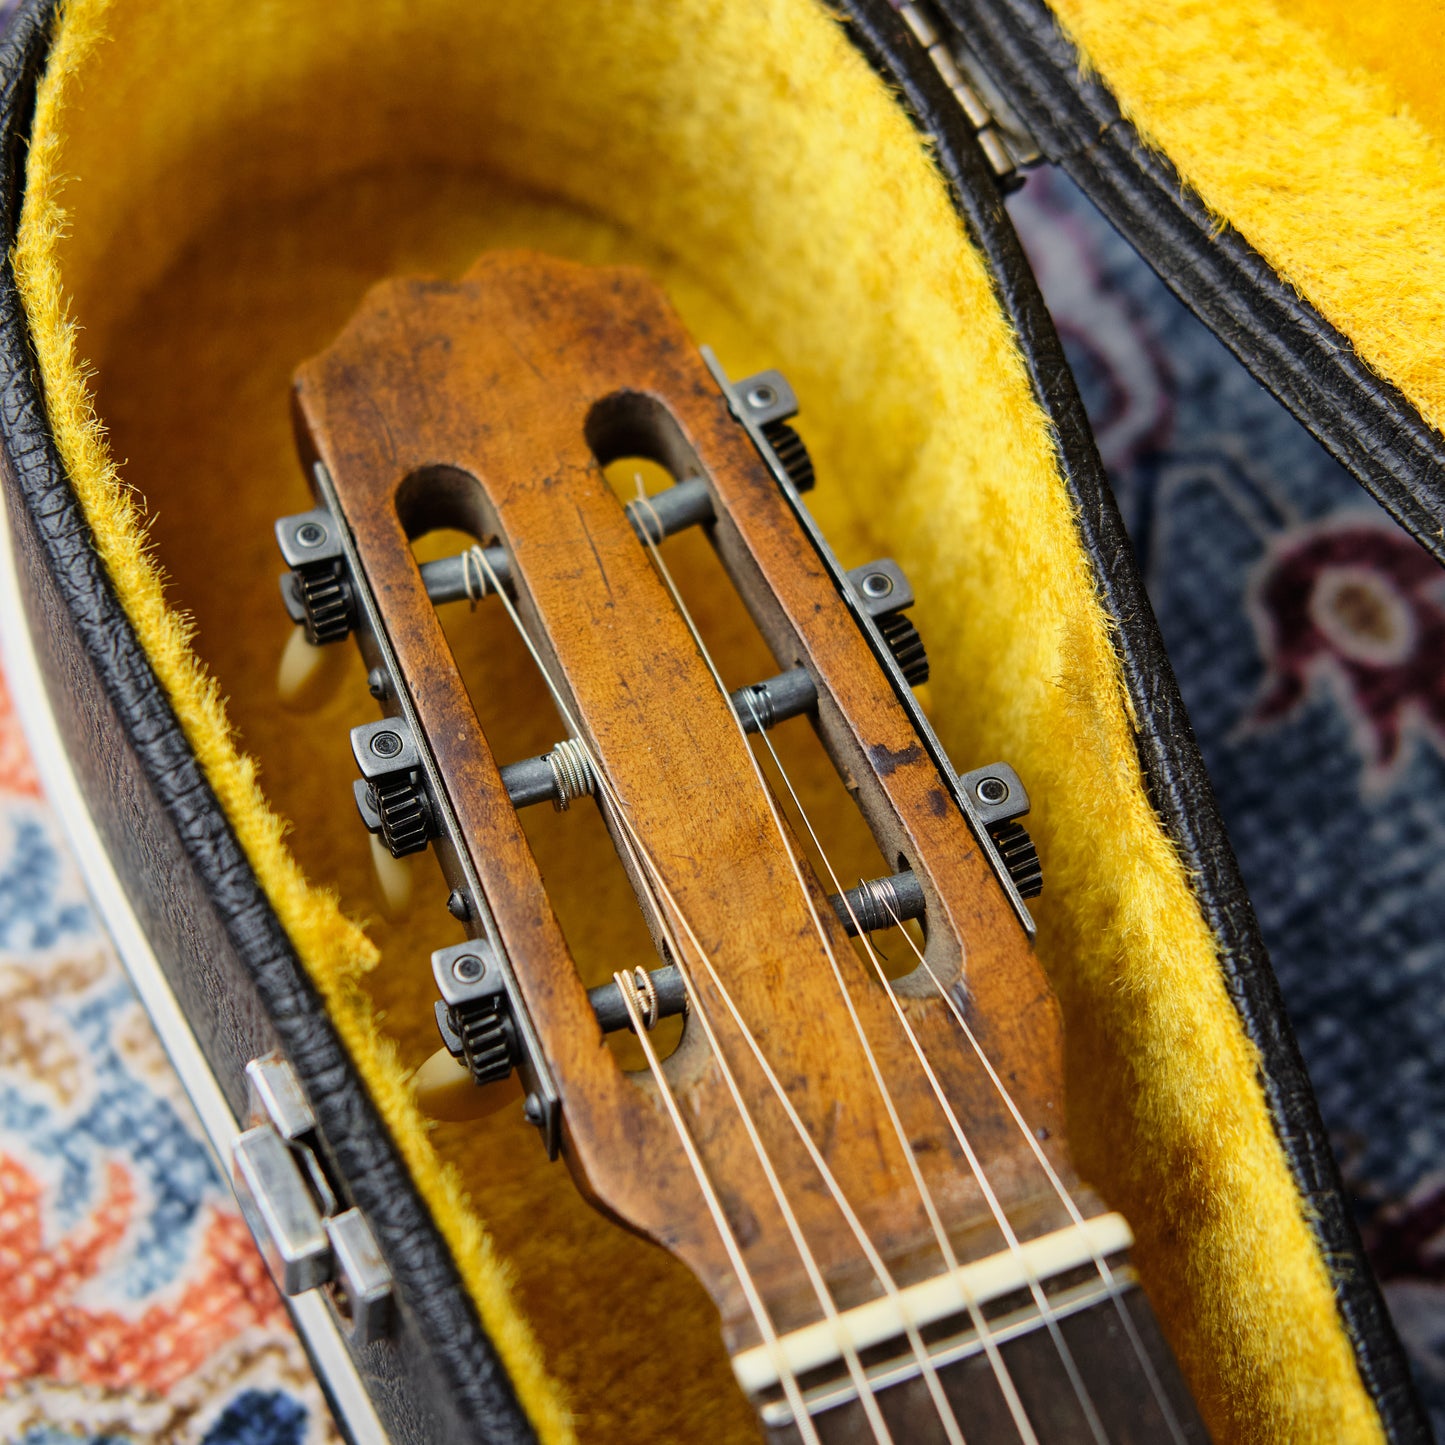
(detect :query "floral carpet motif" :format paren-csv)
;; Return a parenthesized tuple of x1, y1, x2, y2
(0, 676, 338, 1444)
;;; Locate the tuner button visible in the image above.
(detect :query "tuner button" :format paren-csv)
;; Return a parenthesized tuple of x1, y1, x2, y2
(276, 626, 348, 712)
(761, 420, 815, 493)
(413, 1044, 523, 1122)
(369, 833, 415, 919)
(989, 818, 1043, 899)
(877, 610, 930, 687)
(374, 774, 433, 858)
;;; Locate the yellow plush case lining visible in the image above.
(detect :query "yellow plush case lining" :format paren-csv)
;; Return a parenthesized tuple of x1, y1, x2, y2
(1048, 0, 1445, 448)
(12, 0, 1385, 1440)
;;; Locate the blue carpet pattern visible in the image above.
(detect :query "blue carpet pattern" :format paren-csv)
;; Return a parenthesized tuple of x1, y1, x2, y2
(1009, 167, 1445, 1432)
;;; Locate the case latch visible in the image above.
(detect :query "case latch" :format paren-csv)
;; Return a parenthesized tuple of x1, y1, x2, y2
(230, 1053, 393, 1345)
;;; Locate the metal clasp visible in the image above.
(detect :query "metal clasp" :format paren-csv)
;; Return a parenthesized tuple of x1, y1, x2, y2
(230, 1052, 393, 1345)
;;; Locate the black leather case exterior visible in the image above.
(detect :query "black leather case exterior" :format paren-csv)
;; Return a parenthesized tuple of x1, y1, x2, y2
(937, 0, 1445, 565)
(0, 0, 1427, 1441)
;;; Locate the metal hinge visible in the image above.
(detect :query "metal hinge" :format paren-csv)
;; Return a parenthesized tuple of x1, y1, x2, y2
(898, 1, 1042, 186)
(231, 1053, 393, 1345)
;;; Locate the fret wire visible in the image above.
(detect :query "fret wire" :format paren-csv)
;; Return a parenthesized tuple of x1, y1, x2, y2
(872, 891, 1192, 1445)
(759, 1269, 1139, 1430)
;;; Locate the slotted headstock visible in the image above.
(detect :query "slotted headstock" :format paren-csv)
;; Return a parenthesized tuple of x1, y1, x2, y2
(274, 253, 1205, 1443)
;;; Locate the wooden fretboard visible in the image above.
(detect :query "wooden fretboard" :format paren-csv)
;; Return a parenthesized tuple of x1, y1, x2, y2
(760, 1288, 1210, 1444)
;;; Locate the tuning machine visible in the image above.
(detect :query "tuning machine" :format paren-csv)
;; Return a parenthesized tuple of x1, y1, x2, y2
(848, 559, 930, 687)
(274, 507, 357, 709)
(717, 361, 929, 691)
(732, 369, 816, 495)
(350, 717, 437, 918)
(959, 762, 1043, 899)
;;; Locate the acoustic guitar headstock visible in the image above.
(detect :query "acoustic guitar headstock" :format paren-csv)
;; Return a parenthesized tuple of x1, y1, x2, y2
(271, 252, 1206, 1443)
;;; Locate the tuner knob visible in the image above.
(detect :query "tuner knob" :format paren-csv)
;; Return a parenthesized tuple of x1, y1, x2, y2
(368, 834, 415, 920)
(276, 625, 349, 712)
(877, 610, 929, 687)
(761, 419, 815, 494)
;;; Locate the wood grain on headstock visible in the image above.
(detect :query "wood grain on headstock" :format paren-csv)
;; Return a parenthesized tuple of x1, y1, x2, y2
(292, 252, 1102, 1350)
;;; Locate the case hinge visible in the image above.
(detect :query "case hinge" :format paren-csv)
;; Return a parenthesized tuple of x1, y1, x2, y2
(230, 1052, 393, 1345)
(898, 1, 1042, 187)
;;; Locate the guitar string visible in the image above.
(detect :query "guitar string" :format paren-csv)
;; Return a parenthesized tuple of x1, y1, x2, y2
(603, 816, 897, 1444)
(743, 711, 1109, 1445)
(605, 777, 967, 1445)
(467, 545, 909, 1442)
(469, 541, 960, 1442)
(627, 521, 1041, 1444)
(870, 891, 1191, 1445)
(627, 463, 1123, 1439)
(606, 968, 824, 1445)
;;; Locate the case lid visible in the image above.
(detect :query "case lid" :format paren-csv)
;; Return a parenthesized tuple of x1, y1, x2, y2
(930, 0, 1445, 561)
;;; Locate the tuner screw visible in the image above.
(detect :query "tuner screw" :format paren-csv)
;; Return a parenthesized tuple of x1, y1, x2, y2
(367, 668, 390, 701)
(747, 383, 778, 409)
(295, 521, 328, 548)
(452, 954, 486, 985)
(446, 889, 470, 922)
(975, 776, 1009, 807)
(370, 730, 404, 760)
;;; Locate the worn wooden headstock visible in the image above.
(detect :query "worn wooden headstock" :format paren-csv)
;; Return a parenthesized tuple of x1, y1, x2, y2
(274, 252, 1206, 1443)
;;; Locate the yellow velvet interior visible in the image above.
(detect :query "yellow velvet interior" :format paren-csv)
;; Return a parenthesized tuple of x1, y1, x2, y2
(1049, 0, 1445, 443)
(14, 1, 1388, 1440)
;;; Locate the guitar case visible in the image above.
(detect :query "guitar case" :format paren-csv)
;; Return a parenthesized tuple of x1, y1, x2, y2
(0, 0, 1433, 1440)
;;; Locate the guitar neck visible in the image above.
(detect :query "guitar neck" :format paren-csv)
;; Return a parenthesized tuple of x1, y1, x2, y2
(763, 1286, 1209, 1444)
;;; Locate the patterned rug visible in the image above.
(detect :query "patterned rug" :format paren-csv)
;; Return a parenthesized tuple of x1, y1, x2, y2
(0, 129, 1441, 1445)
(0, 681, 339, 1442)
